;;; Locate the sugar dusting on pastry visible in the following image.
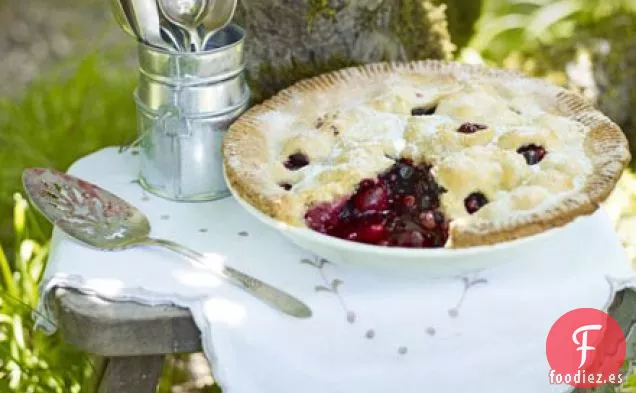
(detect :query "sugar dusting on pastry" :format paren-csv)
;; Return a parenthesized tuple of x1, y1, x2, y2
(253, 69, 597, 228)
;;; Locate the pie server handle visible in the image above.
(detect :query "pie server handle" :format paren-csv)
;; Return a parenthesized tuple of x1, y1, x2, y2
(142, 237, 313, 319)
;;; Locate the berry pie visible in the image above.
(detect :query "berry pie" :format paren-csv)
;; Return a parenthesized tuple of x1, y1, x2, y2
(223, 61, 630, 248)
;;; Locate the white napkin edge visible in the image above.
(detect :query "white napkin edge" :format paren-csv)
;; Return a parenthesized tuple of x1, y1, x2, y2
(34, 273, 636, 393)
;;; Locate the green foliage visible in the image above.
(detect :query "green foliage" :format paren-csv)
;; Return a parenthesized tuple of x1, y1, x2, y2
(157, 355, 221, 393)
(443, 0, 483, 50)
(624, 370, 636, 390)
(0, 194, 93, 393)
(468, 0, 636, 65)
(0, 51, 137, 246)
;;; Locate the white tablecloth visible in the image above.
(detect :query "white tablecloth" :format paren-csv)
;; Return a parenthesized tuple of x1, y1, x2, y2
(38, 147, 636, 393)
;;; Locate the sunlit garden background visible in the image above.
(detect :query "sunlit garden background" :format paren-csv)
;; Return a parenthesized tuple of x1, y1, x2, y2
(1, 0, 636, 392)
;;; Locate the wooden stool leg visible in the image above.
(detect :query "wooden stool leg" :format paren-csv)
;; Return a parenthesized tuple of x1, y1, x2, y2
(97, 355, 165, 393)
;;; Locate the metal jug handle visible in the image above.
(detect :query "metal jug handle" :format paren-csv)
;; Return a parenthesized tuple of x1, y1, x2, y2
(118, 104, 191, 153)
(160, 104, 192, 138)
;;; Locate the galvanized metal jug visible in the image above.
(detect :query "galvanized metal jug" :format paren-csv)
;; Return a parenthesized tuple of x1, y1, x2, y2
(135, 24, 249, 201)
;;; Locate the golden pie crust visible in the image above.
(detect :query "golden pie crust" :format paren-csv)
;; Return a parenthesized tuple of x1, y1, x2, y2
(222, 61, 631, 248)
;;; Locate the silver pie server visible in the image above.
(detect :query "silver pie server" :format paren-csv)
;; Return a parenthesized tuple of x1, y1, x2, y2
(22, 168, 312, 319)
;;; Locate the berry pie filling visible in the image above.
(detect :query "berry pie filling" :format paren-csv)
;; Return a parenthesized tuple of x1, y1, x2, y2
(304, 159, 451, 248)
(298, 114, 558, 248)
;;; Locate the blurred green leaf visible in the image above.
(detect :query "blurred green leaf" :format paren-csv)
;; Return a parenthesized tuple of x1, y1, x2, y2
(470, 14, 528, 51)
(526, 0, 580, 41)
(467, 0, 636, 64)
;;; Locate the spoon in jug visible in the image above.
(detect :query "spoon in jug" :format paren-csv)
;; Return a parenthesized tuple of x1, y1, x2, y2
(158, 0, 207, 51)
(200, 0, 236, 50)
(22, 168, 312, 319)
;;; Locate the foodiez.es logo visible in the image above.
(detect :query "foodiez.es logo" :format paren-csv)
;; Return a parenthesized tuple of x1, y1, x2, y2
(546, 308, 626, 388)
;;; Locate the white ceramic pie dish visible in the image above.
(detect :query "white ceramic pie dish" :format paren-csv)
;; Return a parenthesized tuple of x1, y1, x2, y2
(224, 170, 569, 277)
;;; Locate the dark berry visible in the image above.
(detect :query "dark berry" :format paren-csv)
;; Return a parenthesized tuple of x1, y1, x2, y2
(393, 231, 426, 248)
(517, 144, 546, 165)
(457, 123, 488, 134)
(283, 153, 310, 170)
(353, 184, 389, 212)
(419, 194, 434, 210)
(433, 211, 445, 225)
(304, 199, 347, 233)
(399, 165, 414, 180)
(354, 222, 389, 243)
(419, 211, 437, 230)
(402, 195, 416, 207)
(411, 105, 437, 116)
(359, 179, 375, 189)
(279, 183, 292, 191)
(464, 192, 489, 214)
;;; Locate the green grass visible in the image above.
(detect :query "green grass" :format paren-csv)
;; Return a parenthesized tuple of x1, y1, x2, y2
(0, 50, 137, 246)
(0, 194, 94, 393)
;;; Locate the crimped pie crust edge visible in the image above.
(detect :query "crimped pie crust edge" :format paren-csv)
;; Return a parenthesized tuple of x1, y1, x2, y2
(222, 60, 631, 248)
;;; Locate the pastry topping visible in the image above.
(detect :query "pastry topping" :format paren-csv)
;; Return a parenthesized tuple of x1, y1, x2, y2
(304, 159, 450, 248)
(508, 106, 521, 115)
(411, 105, 437, 116)
(457, 122, 488, 134)
(279, 183, 293, 191)
(517, 144, 546, 165)
(464, 192, 489, 214)
(284, 153, 310, 170)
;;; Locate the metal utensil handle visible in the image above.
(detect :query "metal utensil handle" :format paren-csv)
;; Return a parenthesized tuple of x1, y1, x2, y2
(131, 0, 172, 50)
(142, 237, 312, 318)
(201, 0, 237, 48)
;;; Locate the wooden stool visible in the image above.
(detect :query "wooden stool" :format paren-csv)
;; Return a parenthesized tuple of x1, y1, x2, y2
(54, 288, 200, 393)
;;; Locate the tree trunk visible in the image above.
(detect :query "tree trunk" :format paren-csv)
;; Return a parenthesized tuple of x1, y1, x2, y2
(234, 0, 455, 102)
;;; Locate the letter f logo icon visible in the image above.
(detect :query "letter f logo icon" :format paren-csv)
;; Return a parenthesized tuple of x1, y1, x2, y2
(572, 324, 603, 368)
